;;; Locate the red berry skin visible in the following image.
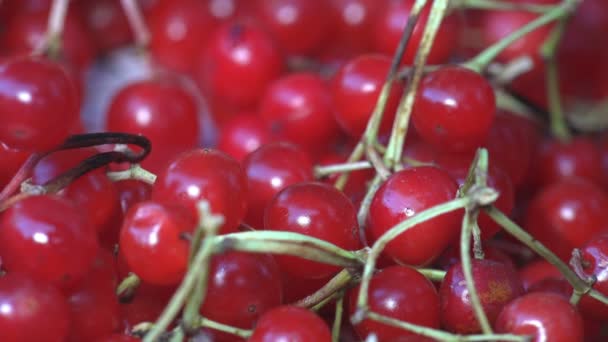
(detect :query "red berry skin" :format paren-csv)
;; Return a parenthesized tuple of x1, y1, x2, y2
(249, 306, 331, 342)
(0, 142, 29, 189)
(106, 78, 200, 172)
(348, 266, 440, 341)
(0, 56, 78, 151)
(412, 66, 496, 153)
(254, 0, 331, 55)
(435, 244, 516, 272)
(264, 182, 361, 279)
(373, 0, 460, 65)
(200, 252, 283, 333)
(217, 113, 272, 162)
(330, 54, 404, 138)
(524, 178, 608, 261)
(152, 148, 248, 234)
(534, 137, 603, 188)
(440, 259, 524, 334)
(518, 259, 563, 291)
(196, 21, 284, 111)
(119, 201, 196, 286)
(79, 0, 132, 52)
(578, 233, 608, 320)
(326, 0, 385, 54)
(0, 273, 71, 342)
(260, 72, 340, 152)
(367, 166, 460, 266)
(495, 292, 584, 342)
(148, 0, 217, 73)
(94, 335, 140, 342)
(243, 142, 313, 229)
(0, 195, 99, 289)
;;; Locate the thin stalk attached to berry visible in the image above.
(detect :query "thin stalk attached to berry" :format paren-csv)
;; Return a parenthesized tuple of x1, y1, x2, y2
(34, 0, 70, 58)
(120, 0, 151, 50)
(315, 160, 372, 178)
(106, 164, 157, 184)
(332, 290, 346, 342)
(294, 268, 356, 308)
(198, 316, 253, 339)
(456, 0, 557, 13)
(416, 268, 447, 282)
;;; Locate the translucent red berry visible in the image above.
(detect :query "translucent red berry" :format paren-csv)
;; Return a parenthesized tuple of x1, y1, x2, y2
(249, 306, 331, 342)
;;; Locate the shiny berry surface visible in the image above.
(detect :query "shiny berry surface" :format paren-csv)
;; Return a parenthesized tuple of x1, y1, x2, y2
(578, 233, 608, 320)
(367, 166, 460, 266)
(349, 266, 440, 341)
(264, 181, 360, 279)
(0, 56, 79, 151)
(249, 306, 331, 342)
(216, 113, 272, 162)
(412, 66, 496, 152)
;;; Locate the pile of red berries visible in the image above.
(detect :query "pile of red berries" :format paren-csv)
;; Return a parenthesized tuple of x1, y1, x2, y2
(1, 0, 608, 341)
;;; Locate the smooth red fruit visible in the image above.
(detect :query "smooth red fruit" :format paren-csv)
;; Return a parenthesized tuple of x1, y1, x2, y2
(196, 20, 284, 111)
(534, 136, 603, 187)
(200, 252, 283, 333)
(435, 244, 516, 272)
(599, 134, 608, 189)
(94, 335, 140, 342)
(412, 66, 496, 152)
(260, 72, 340, 151)
(115, 180, 153, 215)
(349, 266, 440, 341)
(518, 259, 563, 291)
(243, 142, 313, 228)
(254, 0, 331, 55)
(373, 0, 460, 65)
(119, 287, 172, 332)
(331, 54, 403, 138)
(152, 148, 248, 234)
(0, 56, 78, 151)
(317, 149, 374, 208)
(0, 273, 70, 342)
(0, 195, 99, 289)
(440, 259, 524, 333)
(264, 182, 360, 279)
(524, 178, 608, 261)
(495, 292, 584, 342)
(0, 142, 29, 188)
(249, 306, 331, 342)
(148, 0, 217, 73)
(79, 0, 132, 52)
(367, 166, 460, 266)
(216, 113, 272, 162)
(578, 233, 608, 320)
(327, 0, 385, 53)
(106, 78, 200, 172)
(119, 201, 196, 286)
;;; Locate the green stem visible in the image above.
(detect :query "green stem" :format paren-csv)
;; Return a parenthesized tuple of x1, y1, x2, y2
(334, 142, 364, 191)
(294, 269, 355, 308)
(465, 1, 575, 72)
(199, 317, 252, 338)
(354, 197, 471, 315)
(357, 175, 383, 231)
(106, 164, 157, 184)
(37, 0, 69, 58)
(315, 161, 372, 178)
(332, 291, 345, 342)
(416, 268, 447, 282)
(116, 272, 141, 302)
(457, 0, 556, 13)
(384, 0, 450, 169)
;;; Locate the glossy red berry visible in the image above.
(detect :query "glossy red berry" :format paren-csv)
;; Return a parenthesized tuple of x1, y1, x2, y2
(196, 20, 284, 111)
(330, 54, 404, 138)
(435, 244, 516, 272)
(243, 142, 313, 228)
(0, 142, 29, 189)
(79, 0, 132, 52)
(524, 178, 608, 261)
(148, 0, 217, 73)
(216, 113, 272, 162)
(200, 252, 283, 332)
(254, 0, 331, 55)
(249, 306, 331, 342)
(440, 259, 524, 333)
(0, 56, 79, 151)
(119, 200, 196, 286)
(264, 181, 361, 279)
(577, 233, 608, 320)
(0, 195, 99, 289)
(412, 66, 496, 152)
(373, 0, 460, 65)
(115, 180, 153, 215)
(106, 78, 200, 172)
(327, 0, 385, 54)
(349, 266, 440, 341)
(367, 166, 460, 266)
(495, 292, 584, 342)
(518, 259, 563, 291)
(260, 72, 340, 151)
(0, 273, 70, 342)
(152, 148, 248, 234)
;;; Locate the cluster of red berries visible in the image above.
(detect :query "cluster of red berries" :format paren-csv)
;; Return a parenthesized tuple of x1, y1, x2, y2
(1, 0, 608, 341)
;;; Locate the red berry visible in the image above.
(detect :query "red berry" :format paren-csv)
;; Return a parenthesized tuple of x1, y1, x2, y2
(578, 233, 608, 320)
(0, 273, 70, 342)
(495, 292, 584, 342)
(327, 0, 385, 54)
(264, 182, 361, 279)
(79, 0, 132, 52)
(216, 113, 272, 162)
(249, 306, 331, 342)
(243, 142, 313, 229)
(200, 252, 283, 332)
(260, 72, 340, 152)
(0, 142, 29, 189)
(367, 166, 460, 266)
(349, 265, 440, 341)
(152, 148, 248, 234)
(94, 335, 140, 342)
(440, 259, 524, 333)
(435, 244, 516, 272)
(518, 259, 563, 291)
(412, 66, 496, 152)
(119, 201, 196, 286)
(196, 20, 284, 111)
(0, 56, 79, 151)
(330, 54, 403, 138)
(524, 178, 608, 261)
(0, 195, 99, 289)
